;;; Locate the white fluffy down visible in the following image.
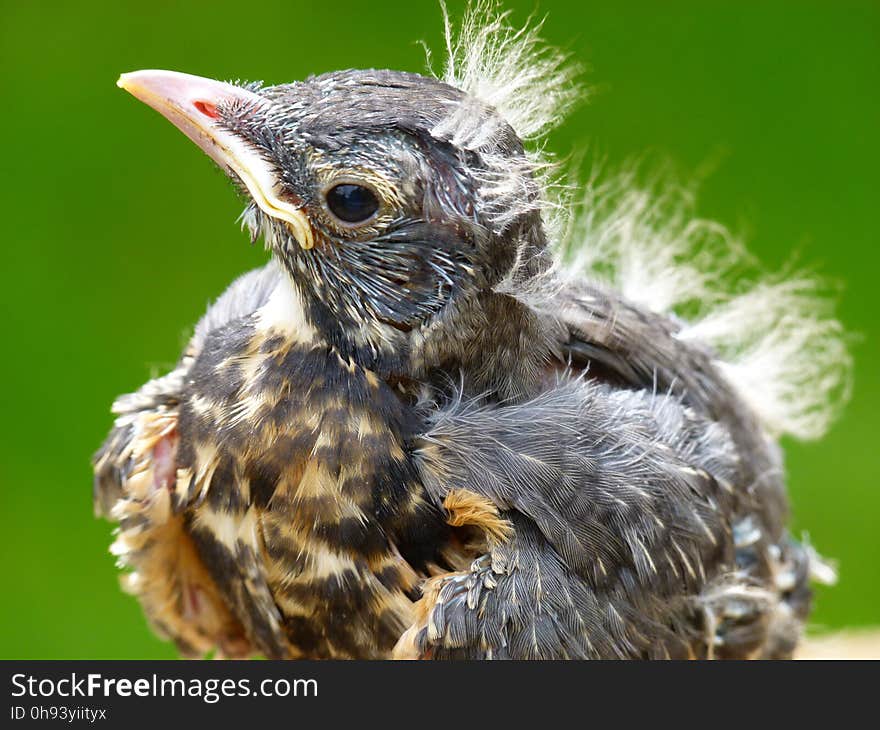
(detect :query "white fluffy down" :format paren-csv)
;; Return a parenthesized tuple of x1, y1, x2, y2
(436, 0, 581, 142)
(559, 171, 851, 441)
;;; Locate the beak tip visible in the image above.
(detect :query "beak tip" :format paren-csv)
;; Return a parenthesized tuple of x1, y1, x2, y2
(117, 71, 144, 94)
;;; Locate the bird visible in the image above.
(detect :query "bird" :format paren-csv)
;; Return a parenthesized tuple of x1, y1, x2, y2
(93, 4, 849, 659)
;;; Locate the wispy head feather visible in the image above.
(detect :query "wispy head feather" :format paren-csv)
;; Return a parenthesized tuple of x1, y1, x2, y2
(435, 1, 583, 142)
(426, 3, 581, 239)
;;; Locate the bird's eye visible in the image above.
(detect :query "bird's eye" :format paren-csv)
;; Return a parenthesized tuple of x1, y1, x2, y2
(325, 183, 380, 224)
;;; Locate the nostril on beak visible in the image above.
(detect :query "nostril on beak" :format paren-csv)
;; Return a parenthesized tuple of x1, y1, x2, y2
(193, 100, 219, 119)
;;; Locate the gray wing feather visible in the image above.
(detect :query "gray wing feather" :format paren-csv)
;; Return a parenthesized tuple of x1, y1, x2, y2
(554, 280, 788, 542)
(414, 378, 747, 658)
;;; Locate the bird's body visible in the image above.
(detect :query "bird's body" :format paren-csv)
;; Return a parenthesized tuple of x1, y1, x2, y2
(94, 6, 847, 659)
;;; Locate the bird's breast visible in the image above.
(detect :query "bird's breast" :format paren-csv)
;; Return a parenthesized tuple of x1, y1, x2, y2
(173, 319, 447, 657)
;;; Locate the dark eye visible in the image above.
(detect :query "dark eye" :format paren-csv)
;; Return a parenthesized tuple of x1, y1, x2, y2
(325, 183, 380, 224)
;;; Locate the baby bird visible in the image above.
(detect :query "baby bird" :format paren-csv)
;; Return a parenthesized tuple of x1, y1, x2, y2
(94, 6, 847, 659)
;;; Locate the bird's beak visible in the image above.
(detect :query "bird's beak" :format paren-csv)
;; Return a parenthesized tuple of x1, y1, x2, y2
(117, 69, 314, 249)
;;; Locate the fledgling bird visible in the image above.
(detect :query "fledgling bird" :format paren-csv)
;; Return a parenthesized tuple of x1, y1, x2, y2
(94, 5, 849, 659)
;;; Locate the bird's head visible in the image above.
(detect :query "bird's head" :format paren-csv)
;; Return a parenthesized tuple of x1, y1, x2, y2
(118, 68, 551, 370)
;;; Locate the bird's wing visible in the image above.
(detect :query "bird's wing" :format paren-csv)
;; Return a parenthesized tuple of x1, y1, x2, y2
(92, 262, 284, 657)
(398, 378, 785, 659)
(554, 279, 743, 421)
(551, 279, 789, 538)
(93, 364, 190, 518)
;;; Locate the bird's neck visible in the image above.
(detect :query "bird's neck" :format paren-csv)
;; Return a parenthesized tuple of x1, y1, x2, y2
(408, 289, 558, 402)
(259, 271, 408, 372)
(262, 272, 554, 401)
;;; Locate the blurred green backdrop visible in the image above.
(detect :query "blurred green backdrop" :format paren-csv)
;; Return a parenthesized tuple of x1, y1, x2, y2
(0, 0, 876, 658)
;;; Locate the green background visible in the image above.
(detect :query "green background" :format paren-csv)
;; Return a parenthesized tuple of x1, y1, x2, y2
(1, 0, 876, 658)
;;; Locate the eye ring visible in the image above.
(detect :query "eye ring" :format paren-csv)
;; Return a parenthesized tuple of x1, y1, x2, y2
(323, 182, 381, 225)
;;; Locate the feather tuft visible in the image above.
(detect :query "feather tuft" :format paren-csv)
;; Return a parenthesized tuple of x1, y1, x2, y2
(557, 166, 851, 441)
(427, 2, 582, 237)
(435, 0, 583, 142)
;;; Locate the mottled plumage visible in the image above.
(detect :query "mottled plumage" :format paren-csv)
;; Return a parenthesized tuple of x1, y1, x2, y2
(94, 3, 847, 659)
